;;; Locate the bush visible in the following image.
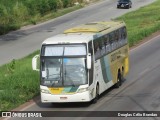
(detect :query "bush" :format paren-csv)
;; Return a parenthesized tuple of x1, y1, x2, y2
(0, 0, 84, 35)
(12, 2, 29, 23)
(38, 0, 50, 15)
(62, 0, 69, 8)
(0, 5, 9, 25)
(48, 0, 58, 12)
(24, 0, 39, 16)
(56, 0, 64, 9)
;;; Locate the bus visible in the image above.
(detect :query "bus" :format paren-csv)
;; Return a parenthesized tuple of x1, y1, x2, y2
(32, 21, 129, 103)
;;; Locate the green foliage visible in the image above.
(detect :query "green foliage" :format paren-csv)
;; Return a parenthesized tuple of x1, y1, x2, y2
(38, 0, 50, 15)
(116, 0, 160, 46)
(0, 51, 40, 111)
(62, 0, 71, 8)
(24, 0, 39, 15)
(1, 0, 160, 112)
(0, 0, 84, 35)
(48, 0, 58, 12)
(6, 59, 16, 74)
(56, 0, 64, 9)
(11, 2, 29, 27)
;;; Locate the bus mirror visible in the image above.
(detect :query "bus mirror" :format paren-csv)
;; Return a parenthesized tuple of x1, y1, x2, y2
(32, 55, 40, 71)
(87, 53, 91, 69)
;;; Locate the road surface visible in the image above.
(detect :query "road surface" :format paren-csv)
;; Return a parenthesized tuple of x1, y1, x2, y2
(6, 30, 160, 120)
(2, 0, 160, 120)
(0, 0, 155, 65)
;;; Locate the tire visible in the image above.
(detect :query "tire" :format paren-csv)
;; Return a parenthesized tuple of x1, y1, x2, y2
(118, 72, 122, 86)
(115, 72, 122, 88)
(92, 85, 99, 104)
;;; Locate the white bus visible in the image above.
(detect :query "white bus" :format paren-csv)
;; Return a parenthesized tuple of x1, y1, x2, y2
(32, 21, 129, 103)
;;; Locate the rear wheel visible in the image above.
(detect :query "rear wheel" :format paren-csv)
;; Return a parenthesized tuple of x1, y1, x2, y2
(119, 72, 122, 86)
(115, 72, 122, 88)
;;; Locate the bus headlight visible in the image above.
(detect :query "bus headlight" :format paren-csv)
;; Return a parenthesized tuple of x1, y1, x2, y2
(41, 89, 51, 94)
(77, 87, 89, 93)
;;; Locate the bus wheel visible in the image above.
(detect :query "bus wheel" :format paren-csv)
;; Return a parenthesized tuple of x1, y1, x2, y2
(119, 72, 122, 86)
(115, 72, 122, 88)
(92, 85, 99, 104)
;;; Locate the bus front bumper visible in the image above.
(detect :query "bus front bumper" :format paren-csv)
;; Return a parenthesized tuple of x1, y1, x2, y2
(41, 91, 92, 103)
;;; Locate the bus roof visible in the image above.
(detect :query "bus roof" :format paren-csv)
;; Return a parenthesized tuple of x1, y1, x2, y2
(42, 21, 125, 45)
(42, 33, 94, 44)
(64, 21, 125, 33)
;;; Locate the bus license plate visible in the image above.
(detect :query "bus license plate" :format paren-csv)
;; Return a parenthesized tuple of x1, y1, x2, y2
(60, 97, 67, 100)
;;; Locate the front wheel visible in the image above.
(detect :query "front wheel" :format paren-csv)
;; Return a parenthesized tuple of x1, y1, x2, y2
(92, 85, 99, 104)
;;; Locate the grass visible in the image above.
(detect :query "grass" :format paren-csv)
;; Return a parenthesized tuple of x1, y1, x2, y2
(1, 0, 160, 111)
(116, 0, 160, 46)
(0, 51, 40, 111)
(0, 0, 85, 35)
(0, 0, 99, 35)
(27, 5, 83, 26)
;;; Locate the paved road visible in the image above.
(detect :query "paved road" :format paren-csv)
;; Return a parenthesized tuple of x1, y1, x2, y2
(2, 0, 160, 120)
(0, 0, 155, 65)
(6, 29, 160, 120)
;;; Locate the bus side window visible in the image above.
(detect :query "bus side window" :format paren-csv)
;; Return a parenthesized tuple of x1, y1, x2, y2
(115, 30, 119, 47)
(119, 28, 122, 46)
(94, 40, 100, 60)
(109, 33, 113, 51)
(104, 34, 110, 54)
(100, 37, 105, 56)
(123, 27, 127, 39)
(123, 27, 127, 44)
(109, 32, 115, 51)
(122, 27, 126, 38)
(120, 27, 124, 45)
(121, 27, 127, 45)
(113, 31, 117, 49)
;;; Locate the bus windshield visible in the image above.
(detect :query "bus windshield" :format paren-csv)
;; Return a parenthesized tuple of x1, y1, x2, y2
(41, 44, 87, 87)
(42, 44, 86, 56)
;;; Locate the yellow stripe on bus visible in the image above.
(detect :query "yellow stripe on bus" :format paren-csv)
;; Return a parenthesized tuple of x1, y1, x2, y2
(48, 88, 64, 94)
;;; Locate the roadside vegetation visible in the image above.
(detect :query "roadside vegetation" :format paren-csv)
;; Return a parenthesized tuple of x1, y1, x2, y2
(0, 51, 39, 111)
(116, 0, 160, 46)
(0, 0, 90, 35)
(1, 0, 160, 111)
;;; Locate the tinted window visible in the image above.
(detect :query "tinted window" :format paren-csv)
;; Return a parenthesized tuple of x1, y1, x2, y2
(93, 26, 127, 59)
(119, 0, 130, 2)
